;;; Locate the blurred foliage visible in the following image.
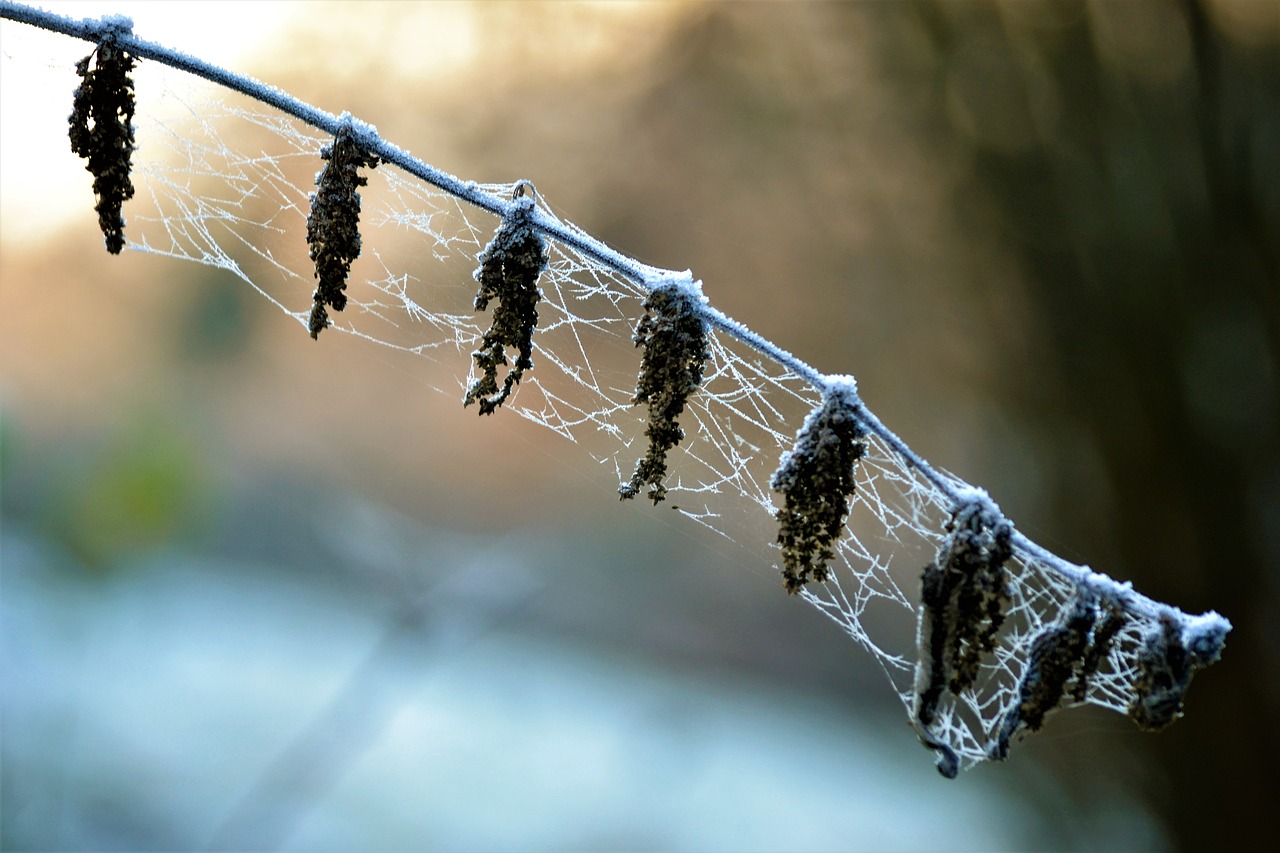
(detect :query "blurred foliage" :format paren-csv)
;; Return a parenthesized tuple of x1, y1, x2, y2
(21, 413, 217, 573)
(0, 407, 16, 487)
(176, 268, 259, 364)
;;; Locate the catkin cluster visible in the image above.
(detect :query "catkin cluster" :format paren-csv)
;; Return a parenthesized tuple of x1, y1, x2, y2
(1128, 612, 1225, 731)
(915, 495, 1013, 731)
(464, 190, 548, 415)
(306, 123, 380, 339)
(68, 36, 137, 255)
(620, 283, 709, 503)
(989, 591, 1124, 760)
(771, 381, 866, 593)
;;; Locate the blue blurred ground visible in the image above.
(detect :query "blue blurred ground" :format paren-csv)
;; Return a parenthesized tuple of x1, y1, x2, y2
(1, 495, 1160, 851)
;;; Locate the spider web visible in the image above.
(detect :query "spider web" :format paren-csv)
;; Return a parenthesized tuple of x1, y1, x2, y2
(60, 66, 1207, 775)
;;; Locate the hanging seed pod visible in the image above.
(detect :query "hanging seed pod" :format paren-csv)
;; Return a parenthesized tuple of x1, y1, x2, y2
(914, 492, 1013, 730)
(306, 119, 380, 339)
(988, 591, 1128, 761)
(464, 182, 548, 415)
(992, 594, 1098, 760)
(1071, 601, 1125, 703)
(1128, 610, 1226, 731)
(619, 279, 709, 503)
(771, 378, 866, 593)
(68, 26, 137, 255)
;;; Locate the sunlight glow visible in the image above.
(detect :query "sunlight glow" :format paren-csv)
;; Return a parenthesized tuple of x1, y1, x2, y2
(1, 1, 303, 245)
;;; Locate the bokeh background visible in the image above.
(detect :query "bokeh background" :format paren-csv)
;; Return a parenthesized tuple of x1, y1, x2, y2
(2, 1, 1277, 850)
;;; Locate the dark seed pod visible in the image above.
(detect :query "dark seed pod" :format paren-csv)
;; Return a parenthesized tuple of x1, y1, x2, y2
(1129, 614, 1197, 731)
(464, 183, 548, 415)
(1072, 601, 1125, 703)
(989, 591, 1127, 761)
(306, 120, 380, 339)
(1014, 599, 1095, 728)
(914, 492, 1012, 730)
(619, 280, 709, 503)
(68, 31, 137, 255)
(771, 378, 866, 594)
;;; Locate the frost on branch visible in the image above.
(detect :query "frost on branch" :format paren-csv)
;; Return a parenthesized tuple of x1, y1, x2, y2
(68, 29, 137, 255)
(914, 492, 1012, 733)
(771, 378, 866, 593)
(989, 590, 1125, 761)
(1128, 611, 1227, 731)
(464, 183, 548, 415)
(619, 279, 709, 503)
(306, 120, 380, 339)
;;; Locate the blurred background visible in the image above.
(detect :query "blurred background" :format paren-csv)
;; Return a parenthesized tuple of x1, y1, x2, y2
(2, 1, 1277, 850)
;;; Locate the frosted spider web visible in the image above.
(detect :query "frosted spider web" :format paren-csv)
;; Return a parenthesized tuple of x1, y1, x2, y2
(1, 18, 1228, 777)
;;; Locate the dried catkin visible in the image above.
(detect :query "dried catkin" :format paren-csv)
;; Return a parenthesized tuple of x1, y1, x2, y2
(68, 37, 137, 255)
(914, 494, 1012, 729)
(771, 379, 866, 593)
(306, 122, 380, 339)
(620, 282, 709, 503)
(464, 187, 548, 415)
